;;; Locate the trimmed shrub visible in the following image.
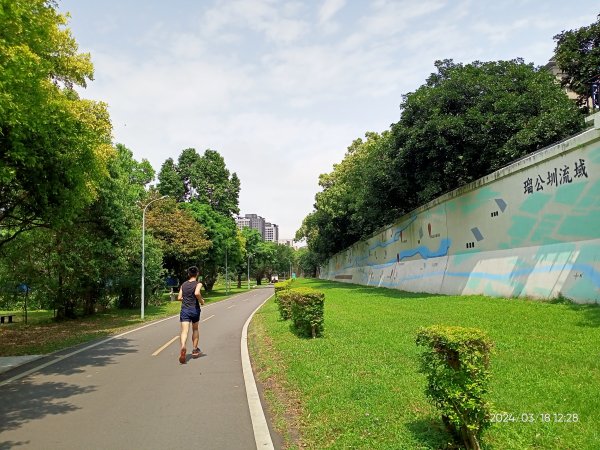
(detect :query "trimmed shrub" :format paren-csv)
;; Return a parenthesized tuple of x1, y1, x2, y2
(275, 289, 294, 320)
(289, 287, 325, 338)
(274, 279, 294, 320)
(274, 279, 293, 294)
(416, 325, 493, 450)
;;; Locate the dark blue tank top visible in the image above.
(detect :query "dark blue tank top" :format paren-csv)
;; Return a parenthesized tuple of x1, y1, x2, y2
(181, 280, 200, 309)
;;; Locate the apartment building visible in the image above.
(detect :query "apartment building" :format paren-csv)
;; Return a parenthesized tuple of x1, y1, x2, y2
(264, 222, 279, 243)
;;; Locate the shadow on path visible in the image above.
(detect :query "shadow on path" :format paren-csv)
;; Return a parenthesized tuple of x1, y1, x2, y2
(0, 337, 136, 438)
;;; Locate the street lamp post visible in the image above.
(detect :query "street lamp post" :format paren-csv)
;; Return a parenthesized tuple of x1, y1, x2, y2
(225, 245, 229, 294)
(141, 195, 167, 319)
(247, 254, 251, 290)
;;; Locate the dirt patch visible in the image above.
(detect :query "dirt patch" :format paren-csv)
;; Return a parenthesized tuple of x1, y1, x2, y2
(0, 315, 138, 356)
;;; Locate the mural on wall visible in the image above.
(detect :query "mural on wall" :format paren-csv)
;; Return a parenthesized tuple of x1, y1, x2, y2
(322, 116, 600, 303)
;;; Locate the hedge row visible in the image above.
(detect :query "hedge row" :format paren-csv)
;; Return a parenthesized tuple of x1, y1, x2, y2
(273, 283, 493, 447)
(274, 283, 324, 338)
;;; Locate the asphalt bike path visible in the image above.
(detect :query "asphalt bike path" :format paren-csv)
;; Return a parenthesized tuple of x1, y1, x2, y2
(0, 287, 278, 449)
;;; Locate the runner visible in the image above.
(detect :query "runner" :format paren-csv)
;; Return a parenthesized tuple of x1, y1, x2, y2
(177, 266, 205, 364)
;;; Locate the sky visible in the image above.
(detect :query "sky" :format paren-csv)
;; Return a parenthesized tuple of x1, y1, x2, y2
(58, 0, 599, 240)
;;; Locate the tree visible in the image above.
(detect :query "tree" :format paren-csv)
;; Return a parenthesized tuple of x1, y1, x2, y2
(223, 229, 245, 289)
(297, 59, 585, 261)
(66, 144, 158, 315)
(145, 197, 211, 282)
(390, 59, 584, 209)
(157, 148, 240, 217)
(183, 202, 238, 291)
(0, 0, 113, 248)
(0, 143, 163, 317)
(241, 227, 262, 285)
(252, 241, 276, 285)
(272, 243, 295, 279)
(296, 247, 319, 278)
(554, 15, 600, 110)
(297, 131, 397, 260)
(295, 209, 341, 265)
(156, 147, 241, 290)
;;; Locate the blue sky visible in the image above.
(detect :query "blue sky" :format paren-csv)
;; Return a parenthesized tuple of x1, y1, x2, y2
(58, 0, 599, 239)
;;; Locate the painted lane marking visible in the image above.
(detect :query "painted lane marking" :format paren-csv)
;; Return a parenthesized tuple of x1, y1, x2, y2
(241, 294, 275, 450)
(202, 314, 215, 322)
(227, 304, 236, 309)
(152, 336, 178, 356)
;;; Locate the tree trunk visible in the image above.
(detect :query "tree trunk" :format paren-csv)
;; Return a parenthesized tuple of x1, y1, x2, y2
(83, 285, 97, 315)
(237, 273, 242, 289)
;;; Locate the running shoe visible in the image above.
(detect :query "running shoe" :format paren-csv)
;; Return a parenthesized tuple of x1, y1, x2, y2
(179, 348, 186, 364)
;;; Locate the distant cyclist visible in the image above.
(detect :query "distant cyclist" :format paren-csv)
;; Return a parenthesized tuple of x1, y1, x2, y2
(177, 266, 205, 364)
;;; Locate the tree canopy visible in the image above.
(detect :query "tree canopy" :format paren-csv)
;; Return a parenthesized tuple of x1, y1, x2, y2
(554, 14, 600, 110)
(297, 58, 585, 263)
(0, 0, 113, 248)
(155, 147, 242, 290)
(157, 148, 241, 217)
(145, 197, 211, 281)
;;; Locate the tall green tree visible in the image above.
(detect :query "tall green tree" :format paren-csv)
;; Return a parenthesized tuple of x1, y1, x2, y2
(145, 197, 211, 281)
(298, 59, 585, 261)
(554, 14, 600, 110)
(223, 229, 245, 289)
(296, 131, 397, 260)
(390, 59, 584, 209)
(183, 202, 238, 291)
(156, 147, 241, 290)
(0, 0, 113, 248)
(252, 241, 276, 285)
(157, 148, 240, 217)
(296, 247, 319, 278)
(239, 227, 262, 286)
(272, 243, 295, 279)
(0, 144, 162, 317)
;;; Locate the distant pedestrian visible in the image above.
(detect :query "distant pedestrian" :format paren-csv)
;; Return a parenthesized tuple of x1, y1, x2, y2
(177, 266, 205, 364)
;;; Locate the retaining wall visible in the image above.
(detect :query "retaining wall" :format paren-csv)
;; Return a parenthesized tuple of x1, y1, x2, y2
(320, 113, 600, 303)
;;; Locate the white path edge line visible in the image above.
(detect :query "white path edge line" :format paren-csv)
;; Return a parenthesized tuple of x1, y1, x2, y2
(0, 315, 177, 387)
(241, 294, 275, 450)
(152, 336, 179, 356)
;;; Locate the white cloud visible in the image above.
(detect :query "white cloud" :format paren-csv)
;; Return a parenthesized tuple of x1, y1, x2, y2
(360, 0, 447, 36)
(63, 0, 600, 239)
(318, 0, 346, 24)
(200, 0, 309, 44)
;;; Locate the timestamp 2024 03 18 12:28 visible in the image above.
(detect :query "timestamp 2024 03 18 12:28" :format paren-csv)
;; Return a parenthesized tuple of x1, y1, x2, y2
(490, 413, 579, 423)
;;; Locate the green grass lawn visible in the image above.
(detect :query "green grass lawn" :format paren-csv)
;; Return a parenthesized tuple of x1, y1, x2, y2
(248, 279, 600, 450)
(0, 284, 252, 356)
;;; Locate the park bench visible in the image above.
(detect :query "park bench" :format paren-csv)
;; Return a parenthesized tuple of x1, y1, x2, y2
(0, 314, 14, 324)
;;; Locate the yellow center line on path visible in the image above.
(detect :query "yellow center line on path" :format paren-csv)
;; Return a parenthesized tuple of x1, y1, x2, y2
(152, 336, 179, 356)
(202, 314, 215, 322)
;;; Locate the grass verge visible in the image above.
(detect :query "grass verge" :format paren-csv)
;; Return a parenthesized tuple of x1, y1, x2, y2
(249, 278, 600, 450)
(0, 284, 250, 356)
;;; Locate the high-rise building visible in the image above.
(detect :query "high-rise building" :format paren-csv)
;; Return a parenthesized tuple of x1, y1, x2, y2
(235, 216, 251, 231)
(264, 222, 279, 242)
(236, 213, 266, 238)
